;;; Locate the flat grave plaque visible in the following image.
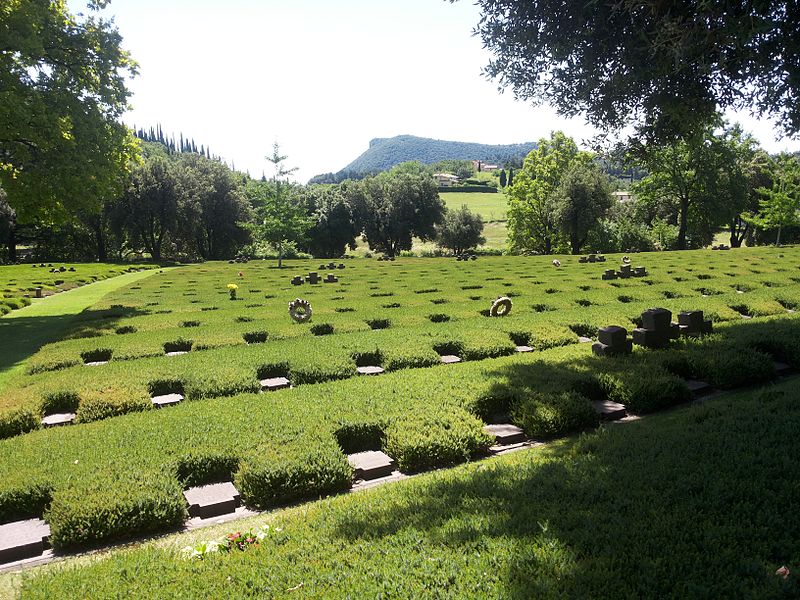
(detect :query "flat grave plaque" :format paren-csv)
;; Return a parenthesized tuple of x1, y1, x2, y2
(261, 376, 291, 390)
(592, 400, 627, 420)
(84, 361, 108, 367)
(686, 379, 713, 397)
(515, 345, 533, 353)
(483, 423, 525, 445)
(348, 450, 395, 480)
(41, 413, 75, 427)
(151, 393, 183, 407)
(165, 351, 188, 357)
(184, 482, 240, 519)
(0, 519, 50, 564)
(578, 336, 593, 344)
(774, 361, 792, 376)
(356, 366, 385, 376)
(440, 355, 462, 364)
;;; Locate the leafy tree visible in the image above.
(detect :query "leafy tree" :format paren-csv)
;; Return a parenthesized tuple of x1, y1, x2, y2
(631, 121, 750, 249)
(436, 205, 486, 255)
(177, 153, 251, 260)
(116, 150, 179, 261)
(744, 154, 800, 245)
(499, 170, 507, 187)
(301, 185, 360, 258)
(0, 187, 15, 262)
(1, 0, 138, 224)
(463, 0, 800, 140)
(348, 164, 445, 256)
(248, 144, 310, 268)
(555, 162, 612, 254)
(507, 132, 590, 254)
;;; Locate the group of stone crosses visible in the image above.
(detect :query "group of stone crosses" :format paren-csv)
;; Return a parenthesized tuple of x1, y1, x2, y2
(291, 263, 345, 286)
(593, 308, 712, 356)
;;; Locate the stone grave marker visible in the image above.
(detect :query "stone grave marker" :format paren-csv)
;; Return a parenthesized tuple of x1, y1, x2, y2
(151, 393, 183, 408)
(348, 450, 396, 480)
(677, 310, 713, 336)
(184, 481, 241, 519)
(483, 423, 525, 445)
(592, 399, 627, 420)
(602, 269, 617, 280)
(686, 379, 714, 397)
(0, 519, 50, 564)
(324, 273, 338, 283)
(634, 266, 647, 277)
(440, 355, 462, 364)
(261, 376, 291, 391)
(592, 326, 633, 356)
(306, 272, 321, 284)
(356, 366, 385, 375)
(632, 308, 673, 348)
(41, 413, 76, 427)
(291, 276, 304, 286)
(515, 345, 534, 353)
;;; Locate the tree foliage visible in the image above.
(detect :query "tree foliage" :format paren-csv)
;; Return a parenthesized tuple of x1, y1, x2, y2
(301, 185, 360, 258)
(436, 205, 486, 255)
(464, 0, 800, 140)
(0, 0, 138, 223)
(347, 163, 445, 256)
(555, 162, 612, 254)
(744, 154, 800, 245)
(507, 132, 591, 254)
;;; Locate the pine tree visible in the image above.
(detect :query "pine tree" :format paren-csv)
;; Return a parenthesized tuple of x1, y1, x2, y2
(499, 170, 507, 187)
(508, 167, 514, 186)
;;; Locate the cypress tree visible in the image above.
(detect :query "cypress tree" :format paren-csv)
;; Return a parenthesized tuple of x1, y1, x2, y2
(499, 170, 507, 187)
(508, 167, 514, 186)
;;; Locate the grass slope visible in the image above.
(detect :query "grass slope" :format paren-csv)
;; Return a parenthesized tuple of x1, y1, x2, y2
(440, 191, 508, 222)
(8, 378, 800, 599)
(0, 269, 168, 392)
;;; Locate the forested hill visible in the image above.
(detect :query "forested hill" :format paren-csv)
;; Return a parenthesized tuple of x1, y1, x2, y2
(309, 135, 536, 183)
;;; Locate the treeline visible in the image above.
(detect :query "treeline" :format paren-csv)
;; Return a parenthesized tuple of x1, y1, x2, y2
(507, 123, 800, 255)
(0, 142, 486, 263)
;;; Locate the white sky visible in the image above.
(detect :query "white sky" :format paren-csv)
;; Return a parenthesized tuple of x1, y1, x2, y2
(73, 0, 800, 182)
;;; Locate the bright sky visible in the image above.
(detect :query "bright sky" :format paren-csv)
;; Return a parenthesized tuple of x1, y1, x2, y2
(73, 0, 800, 182)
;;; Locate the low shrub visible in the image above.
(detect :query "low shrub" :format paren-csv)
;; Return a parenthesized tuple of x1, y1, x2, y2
(511, 390, 599, 438)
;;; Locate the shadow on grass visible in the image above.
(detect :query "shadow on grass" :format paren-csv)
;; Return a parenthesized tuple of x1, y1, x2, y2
(332, 375, 800, 597)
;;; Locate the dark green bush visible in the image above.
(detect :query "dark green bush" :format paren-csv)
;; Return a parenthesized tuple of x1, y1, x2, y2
(511, 391, 599, 438)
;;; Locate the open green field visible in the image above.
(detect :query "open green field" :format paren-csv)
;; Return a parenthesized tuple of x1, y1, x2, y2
(0, 263, 156, 317)
(6, 376, 800, 598)
(440, 191, 508, 222)
(0, 247, 799, 569)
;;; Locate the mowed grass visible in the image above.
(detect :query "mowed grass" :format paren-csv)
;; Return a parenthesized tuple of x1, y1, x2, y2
(0, 247, 799, 553)
(0, 263, 156, 317)
(8, 377, 800, 599)
(0, 269, 167, 393)
(440, 191, 508, 222)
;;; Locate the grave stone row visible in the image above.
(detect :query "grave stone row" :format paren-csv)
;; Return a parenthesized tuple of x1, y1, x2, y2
(318, 262, 346, 270)
(578, 254, 606, 263)
(456, 254, 478, 261)
(376, 256, 396, 262)
(602, 264, 647, 280)
(711, 244, 730, 250)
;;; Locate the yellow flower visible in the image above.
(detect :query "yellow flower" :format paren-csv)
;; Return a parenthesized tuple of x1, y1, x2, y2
(227, 283, 238, 290)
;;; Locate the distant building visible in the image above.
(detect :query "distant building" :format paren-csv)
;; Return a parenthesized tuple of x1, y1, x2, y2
(434, 173, 460, 186)
(613, 191, 634, 203)
(471, 160, 500, 172)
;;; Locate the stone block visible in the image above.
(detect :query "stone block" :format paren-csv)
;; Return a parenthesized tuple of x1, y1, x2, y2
(483, 423, 525, 445)
(601, 270, 617, 280)
(578, 256, 588, 263)
(0, 519, 50, 564)
(84, 361, 108, 367)
(348, 450, 395, 480)
(632, 327, 670, 348)
(165, 351, 188, 357)
(597, 255, 606, 262)
(291, 276, 304, 286)
(440, 355, 462, 364)
(775, 361, 793, 376)
(669, 323, 681, 340)
(592, 400, 627, 420)
(151, 393, 183, 407)
(678, 310, 704, 329)
(633, 266, 647, 277)
(184, 482, 240, 519)
(356, 366, 385, 375)
(515, 345, 534, 353)
(592, 340, 632, 356)
(598, 325, 626, 347)
(702, 319, 713, 334)
(578, 336, 593, 343)
(686, 379, 713, 397)
(260, 376, 291, 391)
(641, 308, 672, 332)
(41, 413, 75, 427)
(587, 254, 597, 263)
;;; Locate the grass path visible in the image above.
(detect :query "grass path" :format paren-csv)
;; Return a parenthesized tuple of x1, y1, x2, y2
(0, 269, 171, 392)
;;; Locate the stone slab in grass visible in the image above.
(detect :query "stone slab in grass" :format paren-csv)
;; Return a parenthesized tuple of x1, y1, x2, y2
(260, 376, 291, 391)
(356, 366, 385, 376)
(184, 482, 241, 519)
(592, 400, 627, 420)
(348, 450, 396, 480)
(165, 351, 189, 357)
(578, 336, 593, 343)
(41, 412, 75, 427)
(440, 355, 462, 364)
(515, 345, 533, 353)
(774, 361, 793, 376)
(151, 393, 183, 407)
(686, 379, 713, 397)
(0, 518, 50, 564)
(84, 361, 108, 367)
(484, 423, 525, 445)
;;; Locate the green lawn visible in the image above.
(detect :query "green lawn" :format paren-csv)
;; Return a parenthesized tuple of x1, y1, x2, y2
(7, 376, 800, 598)
(0, 268, 167, 393)
(440, 191, 508, 222)
(0, 248, 798, 557)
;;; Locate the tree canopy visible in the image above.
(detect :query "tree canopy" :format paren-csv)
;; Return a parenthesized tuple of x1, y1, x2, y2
(436, 205, 485, 255)
(0, 0, 138, 223)
(464, 0, 800, 141)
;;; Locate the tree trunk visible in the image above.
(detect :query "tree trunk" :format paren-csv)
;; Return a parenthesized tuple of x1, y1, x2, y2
(677, 197, 689, 250)
(776, 226, 782, 246)
(277, 240, 283, 268)
(6, 223, 16, 262)
(94, 222, 107, 262)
